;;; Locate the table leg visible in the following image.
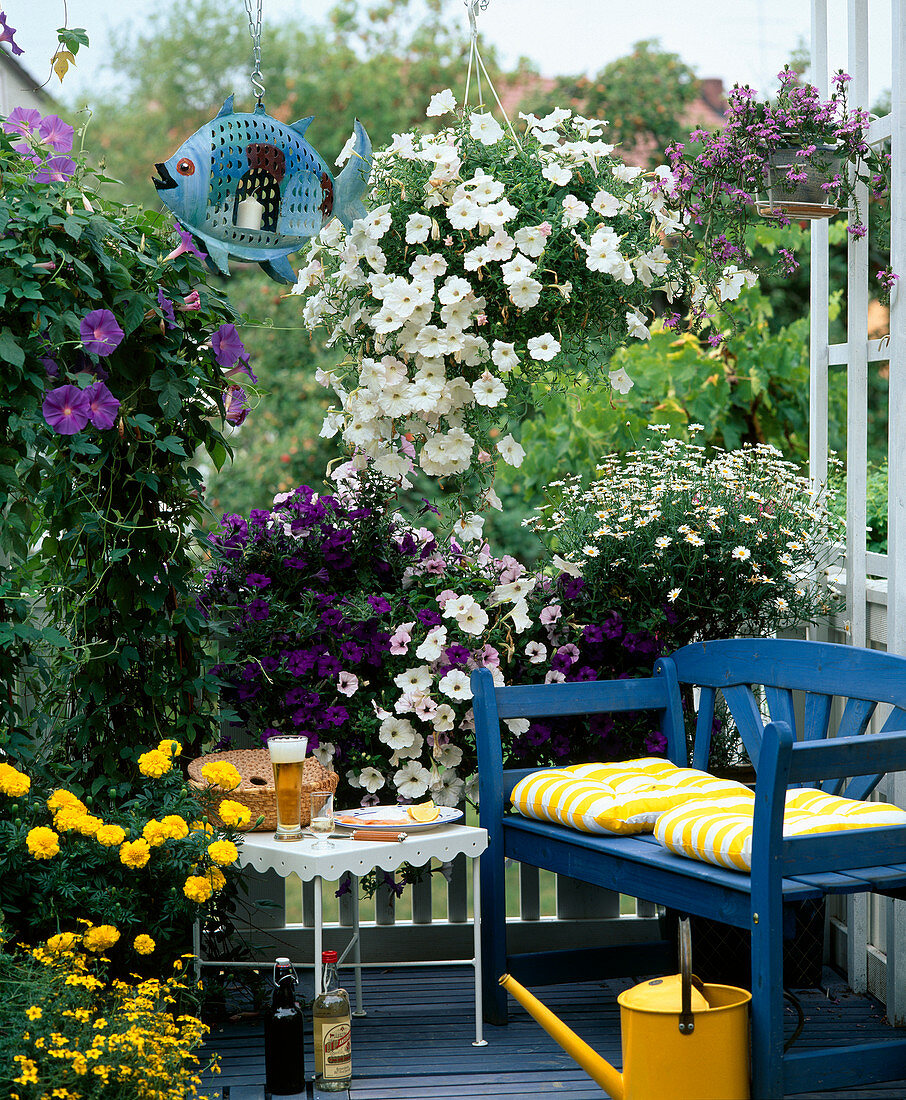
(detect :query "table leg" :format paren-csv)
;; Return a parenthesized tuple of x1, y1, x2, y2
(351, 876, 366, 1016)
(314, 874, 323, 996)
(192, 919, 201, 986)
(471, 854, 487, 1047)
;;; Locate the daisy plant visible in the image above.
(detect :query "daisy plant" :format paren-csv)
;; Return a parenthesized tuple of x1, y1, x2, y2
(528, 426, 844, 649)
(292, 92, 715, 509)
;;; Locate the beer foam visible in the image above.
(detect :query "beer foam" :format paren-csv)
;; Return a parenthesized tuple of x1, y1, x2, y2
(267, 736, 308, 763)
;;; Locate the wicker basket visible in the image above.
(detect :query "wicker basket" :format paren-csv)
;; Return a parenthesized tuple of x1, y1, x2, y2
(188, 748, 339, 832)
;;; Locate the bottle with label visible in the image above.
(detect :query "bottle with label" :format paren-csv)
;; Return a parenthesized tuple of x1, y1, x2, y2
(264, 956, 305, 1095)
(312, 949, 352, 1090)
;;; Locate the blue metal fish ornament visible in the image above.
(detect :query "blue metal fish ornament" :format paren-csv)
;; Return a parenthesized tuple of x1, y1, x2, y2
(153, 96, 372, 283)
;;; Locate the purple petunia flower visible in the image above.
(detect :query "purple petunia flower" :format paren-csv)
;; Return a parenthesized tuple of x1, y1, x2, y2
(0, 12, 24, 55)
(211, 323, 248, 369)
(84, 381, 120, 430)
(42, 384, 90, 435)
(30, 156, 76, 184)
(366, 595, 391, 614)
(80, 309, 124, 356)
(246, 599, 270, 621)
(245, 573, 272, 588)
(37, 114, 74, 154)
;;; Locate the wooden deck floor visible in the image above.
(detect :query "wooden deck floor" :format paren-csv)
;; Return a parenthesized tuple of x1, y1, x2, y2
(199, 966, 906, 1099)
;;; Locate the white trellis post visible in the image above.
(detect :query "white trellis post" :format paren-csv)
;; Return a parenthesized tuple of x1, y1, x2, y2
(810, 0, 906, 1020)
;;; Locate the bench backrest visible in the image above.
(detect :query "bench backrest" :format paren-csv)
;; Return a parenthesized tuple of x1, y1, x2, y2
(663, 638, 906, 798)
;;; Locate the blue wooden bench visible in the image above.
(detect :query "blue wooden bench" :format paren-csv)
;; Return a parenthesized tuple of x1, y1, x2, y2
(473, 638, 906, 1099)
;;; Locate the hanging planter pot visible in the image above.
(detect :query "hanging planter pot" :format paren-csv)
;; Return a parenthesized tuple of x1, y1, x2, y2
(756, 143, 844, 220)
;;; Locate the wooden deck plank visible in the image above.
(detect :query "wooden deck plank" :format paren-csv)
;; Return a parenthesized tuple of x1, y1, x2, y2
(199, 965, 906, 1099)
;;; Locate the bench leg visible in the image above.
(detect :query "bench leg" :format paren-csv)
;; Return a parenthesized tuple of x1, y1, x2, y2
(479, 844, 508, 1025)
(750, 907, 785, 1100)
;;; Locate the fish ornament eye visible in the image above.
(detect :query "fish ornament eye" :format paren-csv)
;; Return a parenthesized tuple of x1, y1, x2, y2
(176, 157, 195, 177)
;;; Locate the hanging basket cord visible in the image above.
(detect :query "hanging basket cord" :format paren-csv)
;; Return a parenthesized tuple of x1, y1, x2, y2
(244, 0, 266, 107)
(463, 0, 523, 151)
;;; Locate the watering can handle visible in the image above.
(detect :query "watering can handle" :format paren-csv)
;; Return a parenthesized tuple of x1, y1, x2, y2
(679, 916, 695, 1034)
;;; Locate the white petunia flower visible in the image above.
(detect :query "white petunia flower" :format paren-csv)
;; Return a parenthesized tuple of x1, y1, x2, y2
(625, 310, 651, 340)
(337, 671, 359, 697)
(432, 704, 456, 732)
(552, 554, 583, 577)
(432, 771, 465, 807)
(527, 333, 560, 361)
(438, 275, 473, 304)
(472, 371, 508, 407)
(359, 766, 385, 793)
(395, 760, 432, 800)
(492, 340, 519, 372)
(415, 625, 448, 661)
(591, 189, 621, 216)
(561, 195, 589, 227)
(457, 601, 490, 635)
(507, 276, 543, 309)
(438, 669, 473, 700)
(405, 212, 433, 244)
(484, 230, 515, 261)
(612, 163, 643, 182)
(373, 450, 413, 480)
(410, 253, 448, 280)
(379, 715, 419, 750)
(542, 161, 572, 186)
(609, 367, 634, 394)
(497, 433, 525, 467)
(525, 641, 547, 664)
(447, 197, 482, 230)
(313, 741, 336, 765)
(510, 599, 532, 633)
(469, 111, 505, 145)
(463, 243, 491, 271)
(392, 666, 433, 693)
(453, 513, 485, 544)
(716, 265, 758, 302)
(362, 203, 393, 240)
(434, 743, 464, 769)
(501, 254, 536, 283)
(427, 88, 457, 116)
(514, 224, 550, 258)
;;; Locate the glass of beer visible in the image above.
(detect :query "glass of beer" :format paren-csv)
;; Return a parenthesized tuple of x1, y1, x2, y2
(309, 791, 335, 850)
(267, 735, 308, 842)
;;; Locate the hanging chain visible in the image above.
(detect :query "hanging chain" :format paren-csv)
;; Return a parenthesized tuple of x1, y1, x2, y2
(465, 0, 490, 41)
(244, 0, 266, 107)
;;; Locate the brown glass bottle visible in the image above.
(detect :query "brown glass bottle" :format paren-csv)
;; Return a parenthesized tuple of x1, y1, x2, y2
(312, 949, 351, 1090)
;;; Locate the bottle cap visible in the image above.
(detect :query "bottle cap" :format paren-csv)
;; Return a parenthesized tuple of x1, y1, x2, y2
(275, 956, 291, 965)
(322, 949, 338, 963)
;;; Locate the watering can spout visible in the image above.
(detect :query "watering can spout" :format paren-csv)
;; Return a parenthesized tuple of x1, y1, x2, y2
(499, 974, 625, 1099)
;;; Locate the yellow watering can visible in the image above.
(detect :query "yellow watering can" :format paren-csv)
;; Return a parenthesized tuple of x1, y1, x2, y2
(500, 918, 751, 1100)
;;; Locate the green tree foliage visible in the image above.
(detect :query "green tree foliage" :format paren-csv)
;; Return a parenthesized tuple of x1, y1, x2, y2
(521, 39, 700, 165)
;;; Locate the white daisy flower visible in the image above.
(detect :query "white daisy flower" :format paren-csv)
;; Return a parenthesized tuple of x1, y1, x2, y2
(668, 587, 682, 602)
(731, 545, 752, 561)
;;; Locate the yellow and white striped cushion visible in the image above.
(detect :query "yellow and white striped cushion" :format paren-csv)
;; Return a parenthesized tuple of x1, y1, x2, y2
(654, 793, 906, 872)
(510, 760, 753, 836)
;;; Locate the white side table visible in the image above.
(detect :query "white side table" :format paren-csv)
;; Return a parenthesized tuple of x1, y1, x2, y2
(194, 824, 489, 1045)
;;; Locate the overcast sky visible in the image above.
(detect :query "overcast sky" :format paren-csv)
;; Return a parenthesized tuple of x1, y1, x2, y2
(11, 0, 895, 108)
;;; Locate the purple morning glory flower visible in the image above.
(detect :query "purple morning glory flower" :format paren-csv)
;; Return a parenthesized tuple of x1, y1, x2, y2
(2, 106, 39, 138)
(42, 384, 90, 435)
(0, 12, 24, 55)
(84, 381, 120, 430)
(157, 288, 176, 329)
(224, 385, 249, 426)
(229, 352, 257, 384)
(163, 222, 207, 263)
(211, 323, 247, 369)
(80, 309, 124, 356)
(37, 114, 74, 154)
(30, 156, 76, 184)
(42, 356, 59, 377)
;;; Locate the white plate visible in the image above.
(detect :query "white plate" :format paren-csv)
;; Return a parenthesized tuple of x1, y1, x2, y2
(334, 805, 463, 832)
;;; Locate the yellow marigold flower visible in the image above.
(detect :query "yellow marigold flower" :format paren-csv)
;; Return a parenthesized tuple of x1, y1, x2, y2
(82, 925, 120, 954)
(158, 738, 182, 757)
(95, 823, 126, 847)
(217, 799, 251, 827)
(73, 814, 103, 838)
(133, 934, 156, 955)
(138, 749, 172, 778)
(142, 819, 170, 847)
(25, 1005, 42, 1020)
(160, 814, 189, 839)
(205, 866, 227, 891)
(26, 826, 60, 860)
(13, 1054, 39, 1085)
(53, 804, 91, 832)
(119, 838, 151, 869)
(201, 761, 241, 791)
(190, 819, 214, 835)
(0, 762, 30, 797)
(183, 875, 213, 903)
(47, 788, 85, 813)
(207, 839, 239, 866)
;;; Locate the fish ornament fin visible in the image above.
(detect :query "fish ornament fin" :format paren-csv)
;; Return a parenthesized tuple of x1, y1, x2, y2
(204, 238, 233, 276)
(215, 95, 235, 119)
(291, 116, 314, 138)
(333, 119, 373, 230)
(259, 255, 297, 284)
